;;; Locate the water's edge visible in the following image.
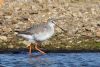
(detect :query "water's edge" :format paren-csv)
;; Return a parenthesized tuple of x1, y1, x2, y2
(1, 48, 100, 54)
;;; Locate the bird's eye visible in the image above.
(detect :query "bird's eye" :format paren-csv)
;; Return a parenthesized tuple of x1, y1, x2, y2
(52, 21, 54, 23)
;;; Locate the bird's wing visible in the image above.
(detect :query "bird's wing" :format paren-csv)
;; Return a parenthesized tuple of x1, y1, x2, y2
(21, 23, 49, 35)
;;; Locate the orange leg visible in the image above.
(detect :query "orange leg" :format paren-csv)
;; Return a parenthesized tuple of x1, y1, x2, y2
(35, 43, 46, 54)
(29, 44, 32, 56)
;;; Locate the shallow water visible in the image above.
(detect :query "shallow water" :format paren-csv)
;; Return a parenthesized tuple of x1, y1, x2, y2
(0, 53, 100, 67)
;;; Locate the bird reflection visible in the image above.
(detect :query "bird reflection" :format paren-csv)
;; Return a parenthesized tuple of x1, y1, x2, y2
(29, 53, 43, 58)
(28, 53, 49, 66)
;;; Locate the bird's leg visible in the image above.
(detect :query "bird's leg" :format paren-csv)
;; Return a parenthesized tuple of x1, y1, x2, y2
(35, 42, 46, 54)
(27, 43, 32, 56)
(29, 44, 32, 55)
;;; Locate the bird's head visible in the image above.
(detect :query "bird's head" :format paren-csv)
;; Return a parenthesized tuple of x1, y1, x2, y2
(47, 18, 56, 26)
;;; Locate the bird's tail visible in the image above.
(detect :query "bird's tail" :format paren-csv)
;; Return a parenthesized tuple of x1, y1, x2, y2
(14, 30, 27, 38)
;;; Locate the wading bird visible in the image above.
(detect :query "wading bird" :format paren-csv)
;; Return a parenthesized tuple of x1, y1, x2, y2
(16, 18, 56, 56)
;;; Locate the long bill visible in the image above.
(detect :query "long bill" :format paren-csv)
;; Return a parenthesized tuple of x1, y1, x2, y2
(53, 22, 67, 32)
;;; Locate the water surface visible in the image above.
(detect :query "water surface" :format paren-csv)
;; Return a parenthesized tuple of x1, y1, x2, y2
(0, 53, 100, 67)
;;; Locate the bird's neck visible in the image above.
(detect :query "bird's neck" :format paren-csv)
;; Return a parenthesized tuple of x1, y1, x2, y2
(48, 22, 55, 28)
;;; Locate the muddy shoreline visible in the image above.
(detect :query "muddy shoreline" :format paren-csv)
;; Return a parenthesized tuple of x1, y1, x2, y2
(0, 0, 100, 52)
(1, 48, 100, 54)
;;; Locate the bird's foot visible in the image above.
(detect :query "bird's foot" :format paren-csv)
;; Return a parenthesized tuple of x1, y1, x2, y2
(29, 54, 34, 57)
(35, 46, 46, 55)
(40, 51, 46, 55)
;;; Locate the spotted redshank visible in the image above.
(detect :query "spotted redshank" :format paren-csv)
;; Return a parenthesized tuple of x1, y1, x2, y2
(16, 18, 56, 56)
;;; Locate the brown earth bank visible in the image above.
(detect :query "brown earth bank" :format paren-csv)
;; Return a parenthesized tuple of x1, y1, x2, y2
(1, 48, 100, 54)
(0, 0, 100, 53)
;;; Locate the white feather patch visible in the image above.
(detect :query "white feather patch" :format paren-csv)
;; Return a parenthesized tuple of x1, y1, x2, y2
(18, 34, 33, 40)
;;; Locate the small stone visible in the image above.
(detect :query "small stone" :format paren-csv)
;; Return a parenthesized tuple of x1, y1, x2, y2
(66, 46, 71, 48)
(8, 45, 14, 48)
(96, 31, 100, 37)
(2, 27, 12, 32)
(0, 36, 7, 41)
(4, 16, 12, 19)
(77, 41, 82, 44)
(81, 32, 93, 37)
(21, 41, 30, 47)
(56, 46, 60, 48)
(69, 40, 73, 43)
(95, 39, 100, 42)
(96, 28, 100, 37)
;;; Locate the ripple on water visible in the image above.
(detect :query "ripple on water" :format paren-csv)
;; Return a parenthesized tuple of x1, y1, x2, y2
(0, 53, 100, 67)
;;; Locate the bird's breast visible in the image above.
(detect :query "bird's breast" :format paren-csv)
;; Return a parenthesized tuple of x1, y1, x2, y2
(34, 28, 54, 41)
